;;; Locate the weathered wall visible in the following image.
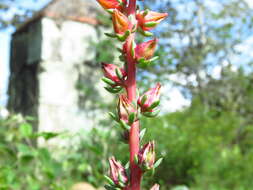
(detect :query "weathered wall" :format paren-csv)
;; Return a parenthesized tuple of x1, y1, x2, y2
(38, 17, 111, 133)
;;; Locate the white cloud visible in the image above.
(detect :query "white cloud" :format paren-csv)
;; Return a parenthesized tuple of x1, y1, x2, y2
(161, 84, 190, 113)
(245, 0, 253, 8)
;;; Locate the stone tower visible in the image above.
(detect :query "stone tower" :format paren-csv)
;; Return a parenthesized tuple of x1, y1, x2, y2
(8, 0, 111, 133)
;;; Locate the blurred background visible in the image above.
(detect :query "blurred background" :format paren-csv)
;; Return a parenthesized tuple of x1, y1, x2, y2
(1, 0, 253, 189)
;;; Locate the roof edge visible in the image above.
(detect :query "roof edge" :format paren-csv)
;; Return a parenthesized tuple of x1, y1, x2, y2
(13, 0, 99, 35)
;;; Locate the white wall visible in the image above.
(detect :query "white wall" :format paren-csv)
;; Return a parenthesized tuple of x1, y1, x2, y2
(38, 17, 108, 134)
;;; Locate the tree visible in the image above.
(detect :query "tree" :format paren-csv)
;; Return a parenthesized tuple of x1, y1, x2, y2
(0, 0, 35, 29)
(141, 0, 253, 95)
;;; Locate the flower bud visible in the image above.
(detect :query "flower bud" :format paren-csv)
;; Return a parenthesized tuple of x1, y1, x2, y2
(136, 10, 168, 31)
(138, 141, 155, 170)
(112, 9, 132, 35)
(97, 0, 126, 11)
(109, 157, 128, 187)
(101, 63, 126, 86)
(150, 184, 160, 190)
(117, 94, 137, 125)
(135, 38, 157, 62)
(138, 83, 161, 113)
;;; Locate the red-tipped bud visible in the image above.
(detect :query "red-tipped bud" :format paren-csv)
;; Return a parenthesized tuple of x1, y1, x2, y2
(97, 0, 126, 11)
(150, 184, 160, 190)
(138, 83, 161, 112)
(112, 9, 132, 35)
(101, 63, 126, 86)
(109, 157, 128, 187)
(138, 141, 155, 170)
(136, 10, 168, 31)
(135, 39, 157, 61)
(117, 94, 137, 125)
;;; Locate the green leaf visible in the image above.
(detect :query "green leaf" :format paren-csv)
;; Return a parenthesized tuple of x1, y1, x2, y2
(116, 30, 130, 42)
(144, 21, 158, 27)
(119, 120, 130, 130)
(147, 100, 160, 111)
(149, 56, 159, 63)
(108, 112, 118, 121)
(115, 68, 123, 80)
(142, 109, 160, 118)
(104, 86, 122, 94)
(138, 28, 153, 37)
(104, 185, 116, 190)
(36, 132, 59, 140)
(102, 77, 116, 86)
(128, 113, 135, 125)
(140, 95, 148, 105)
(17, 144, 35, 158)
(19, 123, 33, 138)
(104, 32, 116, 38)
(134, 154, 139, 164)
(139, 128, 146, 141)
(104, 175, 115, 186)
(154, 158, 163, 168)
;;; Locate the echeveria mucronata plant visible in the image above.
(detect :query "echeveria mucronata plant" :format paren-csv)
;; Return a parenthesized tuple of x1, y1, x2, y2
(96, 0, 167, 189)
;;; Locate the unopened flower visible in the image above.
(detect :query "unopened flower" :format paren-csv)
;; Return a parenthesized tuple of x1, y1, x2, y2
(138, 141, 155, 170)
(135, 38, 157, 63)
(136, 10, 168, 31)
(118, 94, 137, 125)
(150, 184, 160, 190)
(101, 62, 126, 86)
(112, 9, 132, 35)
(109, 157, 128, 187)
(97, 0, 126, 11)
(138, 83, 161, 113)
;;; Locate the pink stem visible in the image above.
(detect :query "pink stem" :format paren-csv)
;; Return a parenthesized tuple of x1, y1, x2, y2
(125, 35, 142, 190)
(125, 18, 142, 190)
(125, 1, 142, 189)
(127, 0, 137, 16)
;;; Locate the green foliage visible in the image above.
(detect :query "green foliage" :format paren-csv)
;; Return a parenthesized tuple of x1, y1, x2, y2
(2, 96, 253, 190)
(0, 114, 126, 189)
(0, 115, 65, 190)
(141, 98, 253, 190)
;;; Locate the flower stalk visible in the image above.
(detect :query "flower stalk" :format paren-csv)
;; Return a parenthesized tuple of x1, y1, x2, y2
(97, 0, 168, 189)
